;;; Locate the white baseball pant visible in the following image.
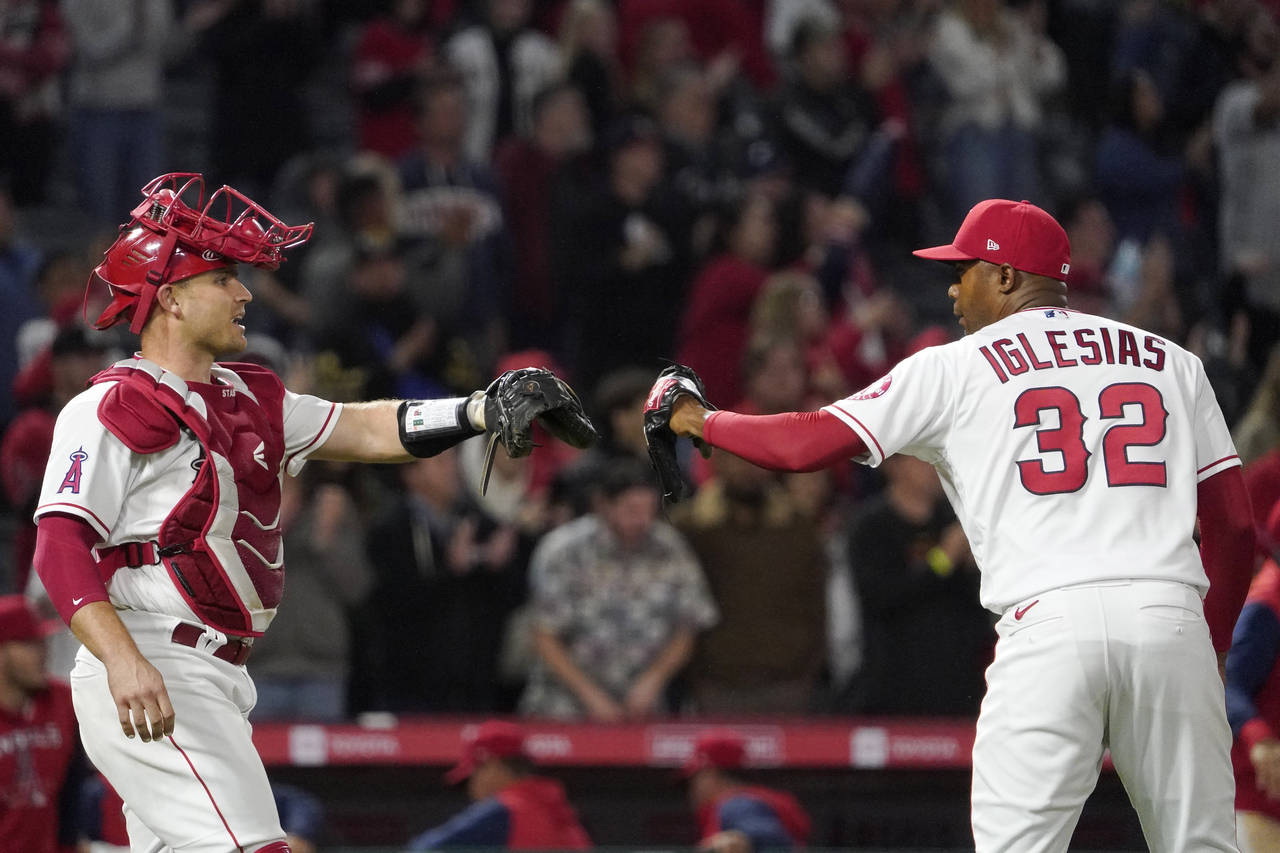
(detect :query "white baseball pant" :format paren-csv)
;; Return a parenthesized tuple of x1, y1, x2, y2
(70, 610, 287, 852)
(972, 579, 1238, 852)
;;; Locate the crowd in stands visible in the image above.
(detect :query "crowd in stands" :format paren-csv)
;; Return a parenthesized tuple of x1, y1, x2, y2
(3, 0, 1280, 723)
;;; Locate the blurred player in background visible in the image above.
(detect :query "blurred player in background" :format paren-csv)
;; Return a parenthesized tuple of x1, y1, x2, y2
(407, 720, 591, 850)
(1227, 500, 1280, 852)
(0, 595, 84, 853)
(683, 728, 811, 853)
(648, 199, 1255, 852)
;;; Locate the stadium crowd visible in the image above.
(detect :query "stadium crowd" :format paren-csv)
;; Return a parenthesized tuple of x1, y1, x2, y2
(1, 0, 1279, 730)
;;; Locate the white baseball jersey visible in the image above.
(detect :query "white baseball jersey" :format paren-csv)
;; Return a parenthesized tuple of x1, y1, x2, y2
(822, 307, 1239, 614)
(34, 357, 340, 627)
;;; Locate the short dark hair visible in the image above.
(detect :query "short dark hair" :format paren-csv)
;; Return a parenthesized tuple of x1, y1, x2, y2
(599, 457, 659, 499)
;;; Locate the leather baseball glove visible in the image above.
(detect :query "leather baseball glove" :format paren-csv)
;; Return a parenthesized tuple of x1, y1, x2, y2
(643, 363, 715, 503)
(480, 367, 597, 492)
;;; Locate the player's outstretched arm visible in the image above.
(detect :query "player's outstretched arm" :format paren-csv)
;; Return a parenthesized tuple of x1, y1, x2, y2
(313, 369, 597, 468)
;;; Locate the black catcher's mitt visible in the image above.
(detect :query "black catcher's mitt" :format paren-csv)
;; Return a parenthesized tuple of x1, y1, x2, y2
(480, 367, 597, 493)
(643, 363, 716, 503)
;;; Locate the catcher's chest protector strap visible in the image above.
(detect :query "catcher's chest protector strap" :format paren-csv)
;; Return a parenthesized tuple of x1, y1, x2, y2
(93, 360, 287, 635)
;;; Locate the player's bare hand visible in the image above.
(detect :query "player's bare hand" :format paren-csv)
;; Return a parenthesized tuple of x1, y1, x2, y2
(106, 653, 175, 742)
(624, 671, 665, 719)
(1250, 738, 1280, 798)
(581, 686, 625, 723)
(698, 829, 753, 853)
(668, 396, 709, 440)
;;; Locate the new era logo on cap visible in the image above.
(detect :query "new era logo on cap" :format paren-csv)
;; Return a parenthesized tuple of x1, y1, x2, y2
(912, 199, 1071, 281)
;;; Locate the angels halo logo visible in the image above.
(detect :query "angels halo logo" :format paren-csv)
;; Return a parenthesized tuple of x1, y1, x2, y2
(850, 375, 892, 400)
(201, 249, 221, 262)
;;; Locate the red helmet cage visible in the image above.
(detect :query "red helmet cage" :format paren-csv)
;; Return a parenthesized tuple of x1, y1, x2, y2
(89, 173, 314, 333)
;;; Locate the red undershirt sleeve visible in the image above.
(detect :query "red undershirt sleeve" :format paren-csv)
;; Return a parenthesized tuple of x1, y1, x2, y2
(701, 409, 868, 472)
(1198, 466, 1256, 651)
(34, 513, 110, 626)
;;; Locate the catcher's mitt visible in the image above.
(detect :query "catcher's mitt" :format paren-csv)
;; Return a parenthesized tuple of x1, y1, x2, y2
(480, 367, 597, 493)
(643, 363, 716, 503)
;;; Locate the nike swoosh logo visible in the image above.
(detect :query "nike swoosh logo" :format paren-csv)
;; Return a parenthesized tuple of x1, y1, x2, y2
(1014, 600, 1040, 621)
(72, 596, 85, 605)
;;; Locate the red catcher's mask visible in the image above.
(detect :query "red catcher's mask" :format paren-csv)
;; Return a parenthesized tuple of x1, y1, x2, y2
(89, 173, 314, 333)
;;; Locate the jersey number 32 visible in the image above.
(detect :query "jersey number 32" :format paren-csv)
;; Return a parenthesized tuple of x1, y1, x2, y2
(1013, 382, 1168, 495)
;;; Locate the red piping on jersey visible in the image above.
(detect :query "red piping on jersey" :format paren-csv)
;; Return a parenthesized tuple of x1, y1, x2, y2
(825, 403, 886, 460)
(35, 501, 110, 534)
(170, 735, 245, 853)
(283, 402, 337, 472)
(1198, 454, 1240, 475)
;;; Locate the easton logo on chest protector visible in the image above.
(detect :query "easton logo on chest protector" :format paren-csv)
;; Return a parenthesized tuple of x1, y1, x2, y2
(57, 448, 89, 494)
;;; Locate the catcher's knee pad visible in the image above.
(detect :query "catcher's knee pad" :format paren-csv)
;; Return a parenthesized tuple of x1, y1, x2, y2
(251, 842, 291, 853)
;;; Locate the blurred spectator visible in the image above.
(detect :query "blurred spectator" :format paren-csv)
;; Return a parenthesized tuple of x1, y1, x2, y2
(0, 174, 45, 429)
(625, 15, 694, 112)
(399, 71, 513, 371)
(1226, 500, 1280, 853)
(62, 0, 180, 225)
(494, 82, 591, 350)
(0, 0, 67, 207)
(926, 0, 1066, 218)
(315, 239, 443, 401)
(408, 720, 591, 850)
(520, 459, 717, 720)
(300, 161, 404, 335)
(351, 0, 436, 161)
(1060, 195, 1119, 317)
(249, 463, 373, 722)
(558, 0, 621, 140)
(618, 0, 774, 94)
(682, 728, 811, 852)
(555, 365, 655, 516)
(677, 191, 778, 405)
(1235, 345, 1280, 467)
(203, 0, 324, 196)
(1212, 4, 1280, 370)
(654, 63, 731, 254)
(0, 595, 83, 853)
(363, 448, 522, 712)
(772, 16, 881, 196)
(1095, 68, 1184, 245)
(550, 114, 689, 395)
(840, 454, 992, 715)
(673, 450, 826, 714)
(748, 270, 849, 401)
(444, 0, 563, 163)
(1, 326, 108, 593)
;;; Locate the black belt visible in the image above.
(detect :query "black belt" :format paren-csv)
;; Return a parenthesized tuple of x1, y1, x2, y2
(170, 622, 253, 666)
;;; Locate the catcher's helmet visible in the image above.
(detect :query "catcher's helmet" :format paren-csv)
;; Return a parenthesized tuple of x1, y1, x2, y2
(89, 173, 314, 333)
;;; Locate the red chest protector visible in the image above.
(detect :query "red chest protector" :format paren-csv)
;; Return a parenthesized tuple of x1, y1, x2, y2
(92, 358, 287, 636)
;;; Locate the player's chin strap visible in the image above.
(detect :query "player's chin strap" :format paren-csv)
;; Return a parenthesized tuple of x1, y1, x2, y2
(130, 229, 182, 334)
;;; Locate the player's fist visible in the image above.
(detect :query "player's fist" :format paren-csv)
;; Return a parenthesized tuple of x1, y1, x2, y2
(1250, 738, 1280, 799)
(643, 364, 715, 502)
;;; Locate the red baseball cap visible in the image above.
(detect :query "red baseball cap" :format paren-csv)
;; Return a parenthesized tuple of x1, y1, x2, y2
(0, 596, 59, 644)
(680, 729, 747, 778)
(913, 199, 1071, 280)
(445, 720, 528, 784)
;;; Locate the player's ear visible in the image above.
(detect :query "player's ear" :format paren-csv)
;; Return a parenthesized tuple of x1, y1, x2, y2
(157, 284, 182, 318)
(997, 264, 1017, 293)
